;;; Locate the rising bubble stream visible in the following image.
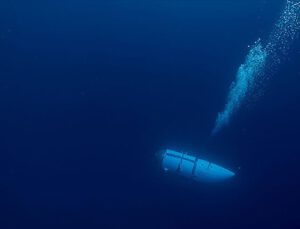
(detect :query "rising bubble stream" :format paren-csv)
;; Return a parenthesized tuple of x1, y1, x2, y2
(212, 1, 300, 135)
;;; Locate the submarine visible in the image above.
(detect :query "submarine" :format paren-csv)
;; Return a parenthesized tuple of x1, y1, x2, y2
(159, 149, 235, 182)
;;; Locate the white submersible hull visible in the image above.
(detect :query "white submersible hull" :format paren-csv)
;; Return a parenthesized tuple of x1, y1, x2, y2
(160, 149, 235, 182)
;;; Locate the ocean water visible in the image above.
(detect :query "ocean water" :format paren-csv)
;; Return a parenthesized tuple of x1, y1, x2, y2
(1, 0, 300, 228)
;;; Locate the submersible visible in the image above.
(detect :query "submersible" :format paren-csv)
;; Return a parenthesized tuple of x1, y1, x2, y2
(159, 149, 235, 182)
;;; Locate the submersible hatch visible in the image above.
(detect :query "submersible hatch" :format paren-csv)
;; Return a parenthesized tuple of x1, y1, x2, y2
(159, 149, 235, 182)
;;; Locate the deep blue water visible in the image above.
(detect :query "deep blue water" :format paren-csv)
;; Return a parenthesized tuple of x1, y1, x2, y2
(1, 0, 300, 228)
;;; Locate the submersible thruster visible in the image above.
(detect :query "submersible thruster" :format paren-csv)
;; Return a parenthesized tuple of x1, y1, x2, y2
(159, 149, 235, 182)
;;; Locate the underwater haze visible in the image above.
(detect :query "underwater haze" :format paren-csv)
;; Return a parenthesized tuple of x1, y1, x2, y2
(1, 0, 300, 228)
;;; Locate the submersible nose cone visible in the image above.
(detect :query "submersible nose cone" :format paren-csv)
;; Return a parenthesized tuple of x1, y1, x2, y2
(200, 163, 235, 181)
(159, 149, 235, 182)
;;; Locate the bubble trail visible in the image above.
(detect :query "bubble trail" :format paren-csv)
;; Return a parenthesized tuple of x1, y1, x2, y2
(212, 41, 267, 135)
(212, 1, 300, 136)
(267, 0, 300, 64)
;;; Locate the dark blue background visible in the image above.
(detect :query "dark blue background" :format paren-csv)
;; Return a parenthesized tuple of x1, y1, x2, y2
(1, 0, 300, 228)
